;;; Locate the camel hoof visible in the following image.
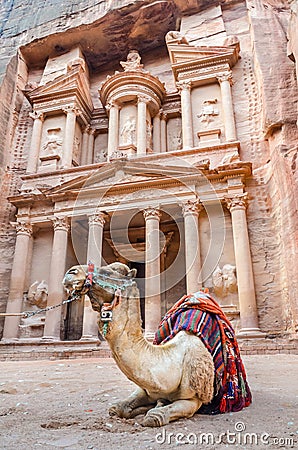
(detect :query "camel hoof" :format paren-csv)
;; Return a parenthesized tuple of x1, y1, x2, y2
(109, 404, 132, 419)
(141, 409, 168, 427)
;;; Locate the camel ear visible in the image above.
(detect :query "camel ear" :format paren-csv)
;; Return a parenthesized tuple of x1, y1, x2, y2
(127, 268, 137, 278)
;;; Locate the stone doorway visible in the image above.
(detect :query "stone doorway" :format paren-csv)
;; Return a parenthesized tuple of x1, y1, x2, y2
(130, 261, 145, 330)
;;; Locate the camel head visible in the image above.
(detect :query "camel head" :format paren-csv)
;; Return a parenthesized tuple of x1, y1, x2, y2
(62, 262, 137, 312)
(89, 262, 137, 311)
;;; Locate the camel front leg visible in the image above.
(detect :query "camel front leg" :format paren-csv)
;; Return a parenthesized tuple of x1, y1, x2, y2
(109, 387, 156, 419)
(142, 397, 202, 427)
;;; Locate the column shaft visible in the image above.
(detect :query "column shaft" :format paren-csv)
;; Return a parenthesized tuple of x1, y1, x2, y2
(81, 126, 90, 165)
(218, 72, 237, 141)
(143, 208, 161, 339)
(182, 201, 202, 294)
(63, 107, 78, 168)
(178, 82, 193, 149)
(82, 214, 105, 339)
(43, 217, 69, 340)
(137, 97, 148, 156)
(152, 113, 161, 152)
(86, 129, 95, 165)
(107, 102, 119, 159)
(2, 222, 33, 340)
(160, 113, 167, 153)
(226, 195, 264, 337)
(26, 112, 44, 173)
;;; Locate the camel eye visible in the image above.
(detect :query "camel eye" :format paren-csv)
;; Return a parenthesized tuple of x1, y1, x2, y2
(68, 269, 78, 275)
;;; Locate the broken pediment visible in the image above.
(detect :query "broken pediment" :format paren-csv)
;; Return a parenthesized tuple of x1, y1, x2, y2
(24, 62, 93, 118)
(39, 160, 202, 198)
(166, 36, 240, 83)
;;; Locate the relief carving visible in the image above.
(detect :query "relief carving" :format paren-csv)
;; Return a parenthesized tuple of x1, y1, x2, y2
(26, 280, 48, 308)
(41, 128, 62, 158)
(120, 50, 144, 72)
(212, 264, 237, 297)
(120, 117, 137, 145)
(197, 99, 219, 124)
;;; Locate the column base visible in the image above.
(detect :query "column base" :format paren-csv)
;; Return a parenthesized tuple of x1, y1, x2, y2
(237, 328, 266, 339)
(80, 335, 100, 342)
(41, 335, 61, 342)
(1, 337, 20, 343)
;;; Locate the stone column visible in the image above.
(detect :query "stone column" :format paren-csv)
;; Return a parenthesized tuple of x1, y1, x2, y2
(177, 81, 193, 149)
(143, 207, 162, 339)
(2, 222, 33, 340)
(82, 213, 105, 340)
(26, 112, 44, 173)
(225, 194, 264, 337)
(160, 112, 167, 153)
(86, 128, 95, 165)
(81, 125, 90, 165)
(217, 72, 237, 142)
(62, 106, 80, 168)
(43, 217, 69, 340)
(152, 112, 161, 153)
(107, 100, 120, 160)
(182, 200, 202, 294)
(137, 96, 148, 156)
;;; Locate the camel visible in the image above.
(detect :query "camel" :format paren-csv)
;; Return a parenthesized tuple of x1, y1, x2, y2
(63, 262, 215, 427)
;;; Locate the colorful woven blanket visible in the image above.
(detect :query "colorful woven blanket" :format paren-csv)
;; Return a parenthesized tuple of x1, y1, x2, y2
(153, 292, 252, 414)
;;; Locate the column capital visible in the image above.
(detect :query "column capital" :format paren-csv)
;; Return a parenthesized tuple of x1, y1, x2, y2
(225, 193, 248, 212)
(29, 111, 45, 122)
(15, 221, 33, 236)
(137, 95, 150, 105)
(63, 105, 81, 117)
(106, 100, 120, 111)
(143, 207, 162, 221)
(177, 80, 192, 93)
(217, 71, 234, 85)
(83, 124, 91, 134)
(181, 199, 203, 216)
(88, 212, 105, 227)
(51, 216, 70, 232)
(159, 110, 168, 121)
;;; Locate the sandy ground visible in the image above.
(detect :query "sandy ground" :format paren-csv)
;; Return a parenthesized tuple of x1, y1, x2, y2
(0, 354, 297, 450)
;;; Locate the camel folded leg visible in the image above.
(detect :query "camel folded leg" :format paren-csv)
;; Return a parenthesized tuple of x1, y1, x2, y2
(109, 387, 156, 419)
(142, 397, 202, 427)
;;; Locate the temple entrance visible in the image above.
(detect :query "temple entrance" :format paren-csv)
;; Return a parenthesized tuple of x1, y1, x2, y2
(63, 294, 84, 341)
(131, 261, 145, 329)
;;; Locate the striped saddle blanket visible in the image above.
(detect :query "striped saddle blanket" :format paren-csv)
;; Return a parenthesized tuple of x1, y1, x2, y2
(153, 292, 252, 414)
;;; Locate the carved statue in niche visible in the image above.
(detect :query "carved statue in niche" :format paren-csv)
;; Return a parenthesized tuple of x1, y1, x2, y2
(19, 281, 48, 338)
(41, 128, 62, 157)
(95, 150, 107, 163)
(146, 120, 152, 149)
(120, 50, 144, 72)
(72, 136, 81, 164)
(212, 264, 237, 297)
(120, 117, 136, 145)
(197, 99, 219, 125)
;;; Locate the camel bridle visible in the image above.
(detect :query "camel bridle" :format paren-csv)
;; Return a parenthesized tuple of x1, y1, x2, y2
(84, 262, 136, 336)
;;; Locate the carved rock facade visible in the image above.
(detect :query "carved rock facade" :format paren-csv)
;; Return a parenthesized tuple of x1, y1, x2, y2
(0, 0, 297, 345)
